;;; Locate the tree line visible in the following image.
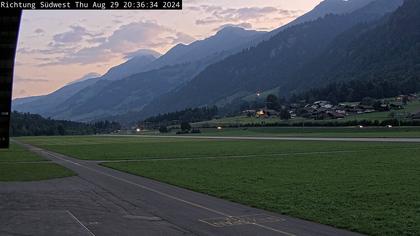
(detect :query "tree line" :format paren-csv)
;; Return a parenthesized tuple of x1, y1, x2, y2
(290, 77, 420, 104)
(10, 111, 121, 137)
(142, 106, 218, 127)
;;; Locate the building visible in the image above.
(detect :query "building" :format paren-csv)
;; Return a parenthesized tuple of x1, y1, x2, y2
(412, 112, 420, 120)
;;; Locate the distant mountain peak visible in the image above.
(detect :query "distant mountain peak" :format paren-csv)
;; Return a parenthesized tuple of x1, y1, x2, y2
(217, 26, 246, 33)
(124, 49, 161, 60)
(67, 72, 101, 86)
(215, 26, 260, 38)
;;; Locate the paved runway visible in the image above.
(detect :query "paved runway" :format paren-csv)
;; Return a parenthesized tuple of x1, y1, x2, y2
(1, 142, 364, 236)
(112, 134, 420, 143)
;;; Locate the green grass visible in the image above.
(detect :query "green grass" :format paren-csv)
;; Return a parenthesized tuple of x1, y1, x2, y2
(163, 126, 420, 138)
(102, 145, 420, 236)
(0, 162, 75, 182)
(19, 136, 420, 235)
(192, 127, 420, 138)
(0, 144, 46, 162)
(17, 135, 420, 161)
(0, 143, 75, 182)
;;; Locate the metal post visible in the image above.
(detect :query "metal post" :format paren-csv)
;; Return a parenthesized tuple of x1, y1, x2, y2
(0, 10, 22, 149)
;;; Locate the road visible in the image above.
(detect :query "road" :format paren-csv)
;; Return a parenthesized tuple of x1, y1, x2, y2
(0, 141, 364, 236)
(111, 134, 420, 143)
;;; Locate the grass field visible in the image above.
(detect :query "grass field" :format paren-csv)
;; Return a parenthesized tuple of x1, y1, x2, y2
(18, 135, 420, 161)
(0, 143, 75, 182)
(189, 127, 420, 138)
(19, 135, 420, 235)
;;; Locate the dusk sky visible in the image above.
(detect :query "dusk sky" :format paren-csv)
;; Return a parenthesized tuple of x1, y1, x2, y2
(13, 0, 322, 99)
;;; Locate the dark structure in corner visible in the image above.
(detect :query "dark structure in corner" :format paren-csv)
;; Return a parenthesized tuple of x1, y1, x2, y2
(0, 10, 21, 149)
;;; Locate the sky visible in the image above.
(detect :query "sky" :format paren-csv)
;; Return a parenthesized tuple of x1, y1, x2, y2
(13, 0, 323, 99)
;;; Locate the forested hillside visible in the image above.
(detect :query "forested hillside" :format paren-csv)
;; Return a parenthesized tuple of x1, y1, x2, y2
(140, 0, 403, 120)
(288, 0, 420, 99)
(10, 112, 121, 136)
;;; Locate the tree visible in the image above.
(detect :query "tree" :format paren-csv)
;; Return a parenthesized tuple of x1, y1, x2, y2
(240, 101, 250, 111)
(159, 126, 169, 133)
(144, 106, 219, 127)
(402, 96, 409, 105)
(180, 122, 191, 131)
(361, 97, 375, 106)
(57, 125, 65, 136)
(266, 94, 279, 110)
(279, 109, 291, 120)
(10, 111, 121, 137)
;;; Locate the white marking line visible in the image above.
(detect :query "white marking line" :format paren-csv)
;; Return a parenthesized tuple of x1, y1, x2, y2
(92, 146, 420, 163)
(43, 150, 295, 236)
(96, 150, 360, 163)
(66, 210, 96, 236)
(45, 151, 228, 217)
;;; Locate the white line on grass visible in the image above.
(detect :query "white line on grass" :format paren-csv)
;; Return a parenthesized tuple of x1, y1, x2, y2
(90, 147, 420, 163)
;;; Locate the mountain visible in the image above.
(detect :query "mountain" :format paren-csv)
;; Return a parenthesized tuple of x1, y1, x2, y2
(147, 27, 265, 70)
(101, 27, 265, 81)
(67, 72, 101, 85)
(12, 50, 160, 115)
(23, 27, 264, 121)
(289, 0, 420, 101)
(290, 0, 377, 27)
(100, 50, 161, 81)
(12, 74, 101, 115)
(137, 0, 403, 120)
(13, 0, 405, 123)
(251, 0, 377, 45)
(50, 62, 211, 121)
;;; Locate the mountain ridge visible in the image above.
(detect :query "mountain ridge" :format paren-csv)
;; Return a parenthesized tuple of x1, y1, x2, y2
(13, 0, 404, 123)
(136, 0, 403, 121)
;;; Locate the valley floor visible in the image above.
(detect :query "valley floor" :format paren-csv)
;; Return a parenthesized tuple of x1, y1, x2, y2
(15, 135, 420, 235)
(1, 140, 361, 236)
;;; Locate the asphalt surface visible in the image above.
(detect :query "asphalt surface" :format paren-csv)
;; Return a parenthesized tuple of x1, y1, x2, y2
(129, 135, 420, 143)
(0, 141, 365, 236)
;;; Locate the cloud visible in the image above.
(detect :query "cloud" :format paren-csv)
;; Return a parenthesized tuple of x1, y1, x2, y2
(168, 32, 196, 44)
(44, 20, 195, 65)
(13, 75, 49, 83)
(15, 89, 27, 96)
(34, 28, 45, 34)
(53, 25, 90, 43)
(86, 37, 107, 44)
(193, 5, 301, 26)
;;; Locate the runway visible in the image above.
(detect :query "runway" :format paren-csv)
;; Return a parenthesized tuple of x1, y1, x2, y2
(0, 141, 364, 236)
